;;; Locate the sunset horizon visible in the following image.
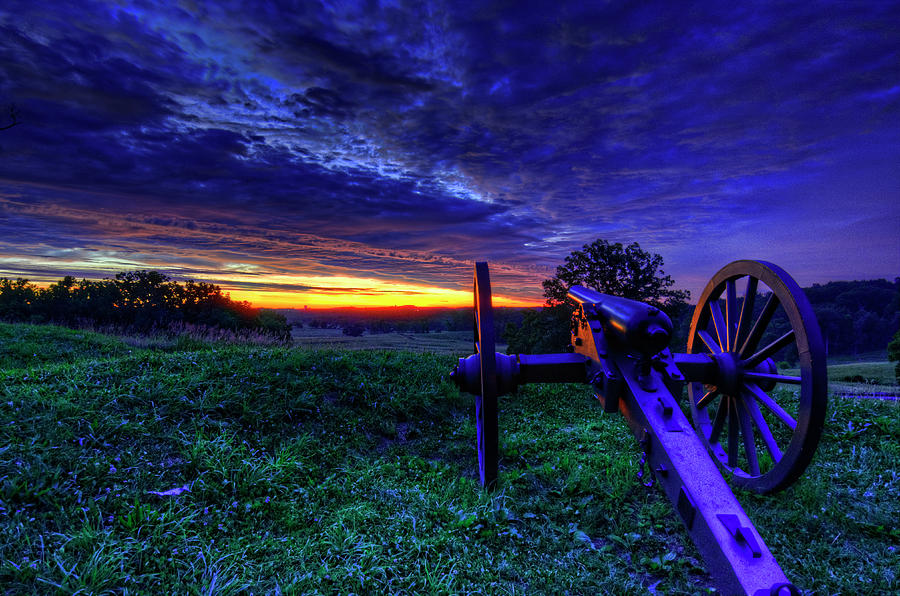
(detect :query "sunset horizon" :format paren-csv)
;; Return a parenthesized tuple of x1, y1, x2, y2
(1, 2, 897, 312)
(6, 267, 543, 310)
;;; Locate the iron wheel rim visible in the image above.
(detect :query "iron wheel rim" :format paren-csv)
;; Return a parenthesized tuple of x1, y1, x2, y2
(473, 262, 499, 489)
(686, 260, 827, 493)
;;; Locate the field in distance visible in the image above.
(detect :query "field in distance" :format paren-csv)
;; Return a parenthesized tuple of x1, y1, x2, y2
(291, 327, 508, 355)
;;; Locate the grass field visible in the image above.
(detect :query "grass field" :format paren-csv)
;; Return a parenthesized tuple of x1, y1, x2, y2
(291, 328, 508, 355)
(1, 321, 897, 594)
(777, 360, 899, 398)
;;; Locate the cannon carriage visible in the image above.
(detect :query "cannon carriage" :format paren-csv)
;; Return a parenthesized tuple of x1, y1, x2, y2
(451, 261, 827, 595)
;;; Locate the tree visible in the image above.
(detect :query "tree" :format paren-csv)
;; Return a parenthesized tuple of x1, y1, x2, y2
(888, 328, 900, 385)
(542, 239, 689, 309)
(506, 239, 690, 354)
(342, 322, 365, 337)
(257, 310, 292, 341)
(0, 278, 39, 321)
(504, 306, 571, 354)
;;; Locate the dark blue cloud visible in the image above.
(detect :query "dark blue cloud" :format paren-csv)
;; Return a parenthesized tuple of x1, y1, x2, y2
(0, 0, 897, 304)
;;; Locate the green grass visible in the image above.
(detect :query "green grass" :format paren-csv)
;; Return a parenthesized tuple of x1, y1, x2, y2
(290, 328, 506, 355)
(0, 323, 135, 370)
(0, 321, 897, 594)
(826, 361, 896, 386)
(825, 350, 888, 365)
(780, 360, 898, 396)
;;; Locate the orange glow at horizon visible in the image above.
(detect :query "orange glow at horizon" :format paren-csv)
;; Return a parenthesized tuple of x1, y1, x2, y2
(2, 265, 543, 309)
(214, 273, 541, 309)
(225, 286, 541, 309)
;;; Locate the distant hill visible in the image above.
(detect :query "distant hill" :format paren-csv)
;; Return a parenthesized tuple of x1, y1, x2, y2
(279, 278, 900, 358)
(275, 305, 529, 336)
(803, 278, 899, 357)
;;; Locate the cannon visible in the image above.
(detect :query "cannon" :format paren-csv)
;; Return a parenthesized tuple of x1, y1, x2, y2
(451, 261, 827, 596)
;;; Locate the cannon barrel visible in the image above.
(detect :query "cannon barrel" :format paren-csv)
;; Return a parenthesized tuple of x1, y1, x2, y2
(452, 262, 825, 594)
(568, 285, 673, 356)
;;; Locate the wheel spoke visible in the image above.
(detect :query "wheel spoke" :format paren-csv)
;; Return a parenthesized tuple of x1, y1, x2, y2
(743, 371, 802, 385)
(709, 299, 727, 351)
(698, 329, 723, 354)
(735, 276, 758, 351)
(743, 330, 795, 369)
(744, 394, 782, 462)
(685, 260, 827, 493)
(739, 293, 779, 358)
(727, 397, 739, 468)
(726, 279, 737, 350)
(746, 382, 797, 430)
(710, 397, 728, 443)
(697, 387, 720, 409)
(737, 399, 760, 476)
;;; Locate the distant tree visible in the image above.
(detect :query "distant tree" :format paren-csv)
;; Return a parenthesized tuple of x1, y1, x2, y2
(70, 279, 120, 324)
(0, 278, 39, 321)
(805, 278, 899, 357)
(504, 307, 571, 355)
(888, 328, 900, 384)
(112, 270, 180, 329)
(36, 275, 77, 322)
(814, 304, 850, 356)
(0, 270, 291, 341)
(369, 320, 394, 334)
(506, 239, 690, 354)
(257, 309, 291, 340)
(342, 322, 365, 337)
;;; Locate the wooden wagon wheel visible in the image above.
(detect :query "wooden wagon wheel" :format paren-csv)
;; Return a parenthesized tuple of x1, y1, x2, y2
(686, 260, 827, 493)
(473, 262, 499, 489)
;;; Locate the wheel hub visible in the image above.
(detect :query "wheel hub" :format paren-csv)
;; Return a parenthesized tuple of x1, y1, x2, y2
(711, 351, 742, 396)
(751, 357, 778, 392)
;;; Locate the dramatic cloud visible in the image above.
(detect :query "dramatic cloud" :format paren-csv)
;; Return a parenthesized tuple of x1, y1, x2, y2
(1, 1, 897, 306)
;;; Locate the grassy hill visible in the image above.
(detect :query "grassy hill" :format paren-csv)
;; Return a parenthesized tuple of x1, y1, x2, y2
(0, 322, 897, 594)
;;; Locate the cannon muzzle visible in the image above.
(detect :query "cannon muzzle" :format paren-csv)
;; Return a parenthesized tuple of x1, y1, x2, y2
(568, 285, 672, 356)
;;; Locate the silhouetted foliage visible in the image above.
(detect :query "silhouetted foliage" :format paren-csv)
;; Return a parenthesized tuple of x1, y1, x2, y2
(888, 328, 900, 384)
(541, 239, 690, 310)
(342, 323, 365, 337)
(0, 271, 290, 340)
(804, 278, 900, 358)
(507, 239, 690, 354)
(504, 306, 571, 355)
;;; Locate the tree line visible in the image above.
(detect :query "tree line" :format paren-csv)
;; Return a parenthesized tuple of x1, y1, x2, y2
(804, 279, 899, 357)
(288, 305, 528, 337)
(285, 238, 897, 366)
(504, 277, 898, 363)
(503, 240, 899, 362)
(0, 271, 290, 340)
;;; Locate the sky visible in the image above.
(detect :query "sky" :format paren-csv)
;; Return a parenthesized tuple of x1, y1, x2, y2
(1, 1, 898, 308)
